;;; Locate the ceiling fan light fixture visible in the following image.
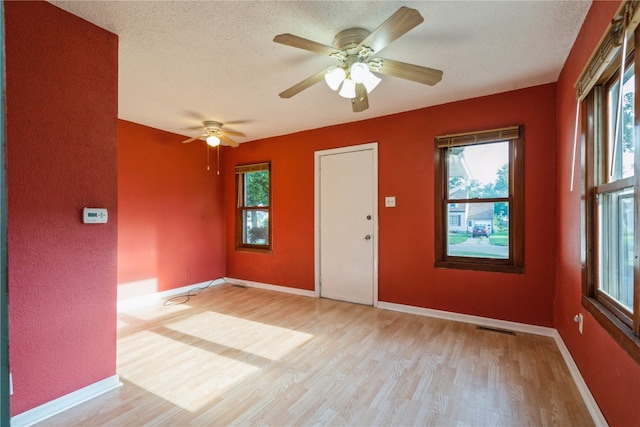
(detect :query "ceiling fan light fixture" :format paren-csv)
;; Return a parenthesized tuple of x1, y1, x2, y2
(206, 135, 220, 147)
(338, 78, 356, 99)
(325, 66, 346, 91)
(350, 61, 381, 93)
(362, 71, 381, 93)
(349, 62, 370, 84)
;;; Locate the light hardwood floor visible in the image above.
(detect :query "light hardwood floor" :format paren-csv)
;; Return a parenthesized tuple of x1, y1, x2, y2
(36, 284, 594, 426)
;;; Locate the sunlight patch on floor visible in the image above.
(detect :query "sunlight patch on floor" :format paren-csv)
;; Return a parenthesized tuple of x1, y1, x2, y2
(118, 300, 191, 326)
(118, 330, 261, 412)
(116, 308, 314, 413)
(165, 311, 314, 360)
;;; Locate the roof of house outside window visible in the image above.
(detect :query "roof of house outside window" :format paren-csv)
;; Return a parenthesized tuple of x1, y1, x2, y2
(467, 203, 494, 220)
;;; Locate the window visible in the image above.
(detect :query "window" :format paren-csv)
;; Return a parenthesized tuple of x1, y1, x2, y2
(578, 1, 640, 363)
(434, 126, 524, 273)
(236, 162, 271, 252)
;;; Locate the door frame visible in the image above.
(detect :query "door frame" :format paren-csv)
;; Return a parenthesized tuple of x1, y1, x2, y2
(314, 142, 379, 306)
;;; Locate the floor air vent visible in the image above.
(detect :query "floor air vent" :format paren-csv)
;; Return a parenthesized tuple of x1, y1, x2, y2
(476, 325, 516, 335)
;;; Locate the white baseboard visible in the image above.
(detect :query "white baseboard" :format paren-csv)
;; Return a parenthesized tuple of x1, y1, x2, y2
(224, 277, 316, 298)
(378, 301, 607, 427)
(117, 278, 226, 311)
(552, 331, 608, 427)
(10, 375, 122, 427)
(377, 301, 557, 336)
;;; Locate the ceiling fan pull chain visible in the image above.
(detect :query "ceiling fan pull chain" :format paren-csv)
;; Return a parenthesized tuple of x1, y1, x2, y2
(207, 144, 210, 171)
(217, 145, 220, 175)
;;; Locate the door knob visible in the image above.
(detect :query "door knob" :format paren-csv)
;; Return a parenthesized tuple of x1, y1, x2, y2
(365, 235, 371, 240)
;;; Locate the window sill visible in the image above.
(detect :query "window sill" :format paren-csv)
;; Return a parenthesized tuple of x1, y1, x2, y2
(435, 259, 523, 274)
(235, 246, 272, 254)
(582, 296, 640, 364)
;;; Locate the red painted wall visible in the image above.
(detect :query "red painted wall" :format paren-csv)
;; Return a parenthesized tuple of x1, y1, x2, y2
(555, 1, 640, 426)
(5, 1, 636, 423)
(5, 1, 118, 416)
(225, 83, 558, 327)
(117, 120, 226, 294)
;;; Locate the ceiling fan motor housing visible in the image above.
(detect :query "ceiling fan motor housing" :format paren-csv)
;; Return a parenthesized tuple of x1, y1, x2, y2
(333, 28, 376, 81)
(203, 120, 223, 132)
(333, 28, 370, 53)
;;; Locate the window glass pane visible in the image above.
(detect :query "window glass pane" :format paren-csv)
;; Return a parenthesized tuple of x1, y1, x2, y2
(446, 202, 508, 259)
(448, 142, 509, 199)
(244, 170, 269, 207)
(598, 188, 634, 313)
(242, 209, 269, 245)
(607, 64, 635, 181)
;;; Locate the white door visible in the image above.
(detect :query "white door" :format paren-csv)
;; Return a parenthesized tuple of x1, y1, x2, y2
(315, 144, 377, 305)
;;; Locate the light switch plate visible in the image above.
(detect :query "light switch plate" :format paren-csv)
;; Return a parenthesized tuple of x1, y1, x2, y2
(385, 196, 396, 207)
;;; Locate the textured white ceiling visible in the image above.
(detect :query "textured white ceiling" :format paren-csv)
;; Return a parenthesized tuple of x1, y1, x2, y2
(50, 0, 591, 143)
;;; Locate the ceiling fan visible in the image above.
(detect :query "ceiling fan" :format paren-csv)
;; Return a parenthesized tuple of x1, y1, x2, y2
(273, 6, 443, 113)
(182, 120, 245, 147)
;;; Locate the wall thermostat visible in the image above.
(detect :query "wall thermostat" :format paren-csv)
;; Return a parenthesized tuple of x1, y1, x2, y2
(83, 207, 108, 224)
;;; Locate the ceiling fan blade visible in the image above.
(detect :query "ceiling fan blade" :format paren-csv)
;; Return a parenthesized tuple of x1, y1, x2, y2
(279, 68, 329, 98)
(219, 134, 239, 148)
(183, 110, 207, 122)
(274, 34, 339, 56)
(182, 133, 206, 144)
(357, 7, 423, 55)
(225, 120, 253, 125)
(222, 130, 246, 137)
(352, 84, 369, 113)
(376, 57, 443, 86)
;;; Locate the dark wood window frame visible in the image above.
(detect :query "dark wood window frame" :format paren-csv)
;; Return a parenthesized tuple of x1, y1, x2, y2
(235, 162, 272, 253)
(579, 1, 640, 364)
(434, 126, 524, 274)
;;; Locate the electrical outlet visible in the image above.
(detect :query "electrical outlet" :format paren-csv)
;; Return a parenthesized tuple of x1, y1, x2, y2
(574, 313, 584, 334)
(385, 196, 396, 207)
